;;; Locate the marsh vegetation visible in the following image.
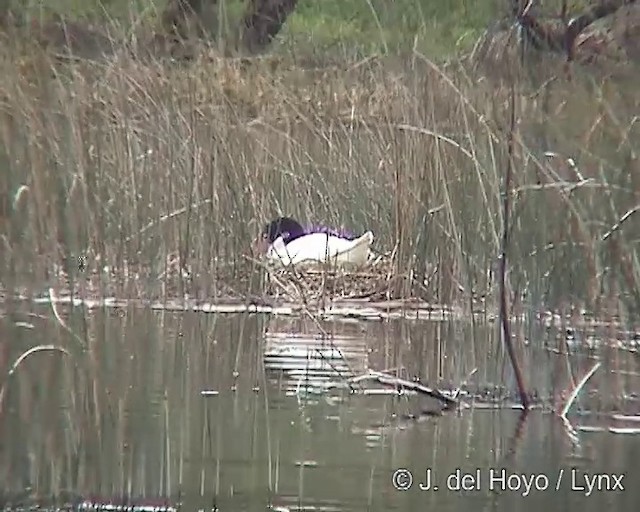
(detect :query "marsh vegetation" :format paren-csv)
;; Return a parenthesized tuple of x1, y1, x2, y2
(0, 2, 639, 508)
(0, 2, 637, 316)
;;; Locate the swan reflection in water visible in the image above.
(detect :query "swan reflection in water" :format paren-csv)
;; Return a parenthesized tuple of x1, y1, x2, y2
(262, 316, 370, 396)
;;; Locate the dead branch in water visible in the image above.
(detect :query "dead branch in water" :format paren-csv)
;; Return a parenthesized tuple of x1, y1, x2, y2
(349, 370, 458, 409)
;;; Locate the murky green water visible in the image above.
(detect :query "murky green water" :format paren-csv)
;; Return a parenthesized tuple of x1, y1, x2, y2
(0, 304, 638, 511)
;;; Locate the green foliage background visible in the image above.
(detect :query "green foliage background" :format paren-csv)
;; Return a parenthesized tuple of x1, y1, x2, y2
(6, 0, 503, 56)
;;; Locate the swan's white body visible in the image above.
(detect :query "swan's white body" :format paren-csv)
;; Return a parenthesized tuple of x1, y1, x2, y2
(266, 231, 374, 267)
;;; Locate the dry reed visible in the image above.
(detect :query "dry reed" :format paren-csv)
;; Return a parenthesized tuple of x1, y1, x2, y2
(0, 37, 638, 320)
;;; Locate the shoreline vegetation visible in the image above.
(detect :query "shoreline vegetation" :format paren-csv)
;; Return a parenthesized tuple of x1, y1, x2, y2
(0, 1, 639, 323)
(1, 7, 639, 509)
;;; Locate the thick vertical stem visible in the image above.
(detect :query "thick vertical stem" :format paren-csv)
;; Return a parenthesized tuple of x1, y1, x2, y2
(499, 81, 530, 410)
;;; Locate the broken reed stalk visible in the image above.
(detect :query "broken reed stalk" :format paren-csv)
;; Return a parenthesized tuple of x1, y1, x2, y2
(498, 41, 530, 409)
(0, 345, 72, 413)
(560, 361, 601, 418)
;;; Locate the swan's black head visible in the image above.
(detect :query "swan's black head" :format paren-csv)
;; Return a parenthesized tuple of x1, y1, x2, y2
(261, 216, 306, 244)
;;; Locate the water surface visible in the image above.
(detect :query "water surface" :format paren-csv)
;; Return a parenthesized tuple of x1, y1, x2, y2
(0, 304, 638, 511)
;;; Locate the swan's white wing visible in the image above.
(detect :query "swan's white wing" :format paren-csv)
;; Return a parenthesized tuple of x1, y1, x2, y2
(277, 233, 336, 264)
(266, 232, 374, 266)
(329, 231, 374, 265)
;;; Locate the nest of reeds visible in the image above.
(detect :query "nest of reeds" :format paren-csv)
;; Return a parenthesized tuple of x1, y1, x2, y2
(25, 249, 436, 306)
(262, 254, 435, 303)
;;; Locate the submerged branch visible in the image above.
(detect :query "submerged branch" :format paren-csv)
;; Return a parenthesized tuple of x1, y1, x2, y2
(0, 345, 72, 412)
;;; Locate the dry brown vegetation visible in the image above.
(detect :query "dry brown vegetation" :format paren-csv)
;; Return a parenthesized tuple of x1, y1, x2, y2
(0, 23, 638, 317)
(1, 6, 639, 507)
(516, 0, 640, 63)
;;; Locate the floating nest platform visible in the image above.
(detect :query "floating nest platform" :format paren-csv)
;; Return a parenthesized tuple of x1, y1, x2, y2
(262, 255, 435, 304)
(3, 253, 436, 309)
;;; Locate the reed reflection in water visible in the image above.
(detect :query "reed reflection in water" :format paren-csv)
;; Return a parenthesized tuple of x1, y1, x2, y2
(0, 305, 638, 511)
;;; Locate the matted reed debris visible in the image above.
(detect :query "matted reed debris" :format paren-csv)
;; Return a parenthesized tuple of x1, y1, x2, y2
(24, 251, 436, 304)
(263, 254, 437, 303)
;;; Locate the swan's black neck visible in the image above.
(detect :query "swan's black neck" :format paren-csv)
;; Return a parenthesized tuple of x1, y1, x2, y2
(262, 217, 358, 244)
(262, 217, 306, 244)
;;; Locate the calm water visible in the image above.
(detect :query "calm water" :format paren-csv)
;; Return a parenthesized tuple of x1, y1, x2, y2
(0, 303, 638, 511)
